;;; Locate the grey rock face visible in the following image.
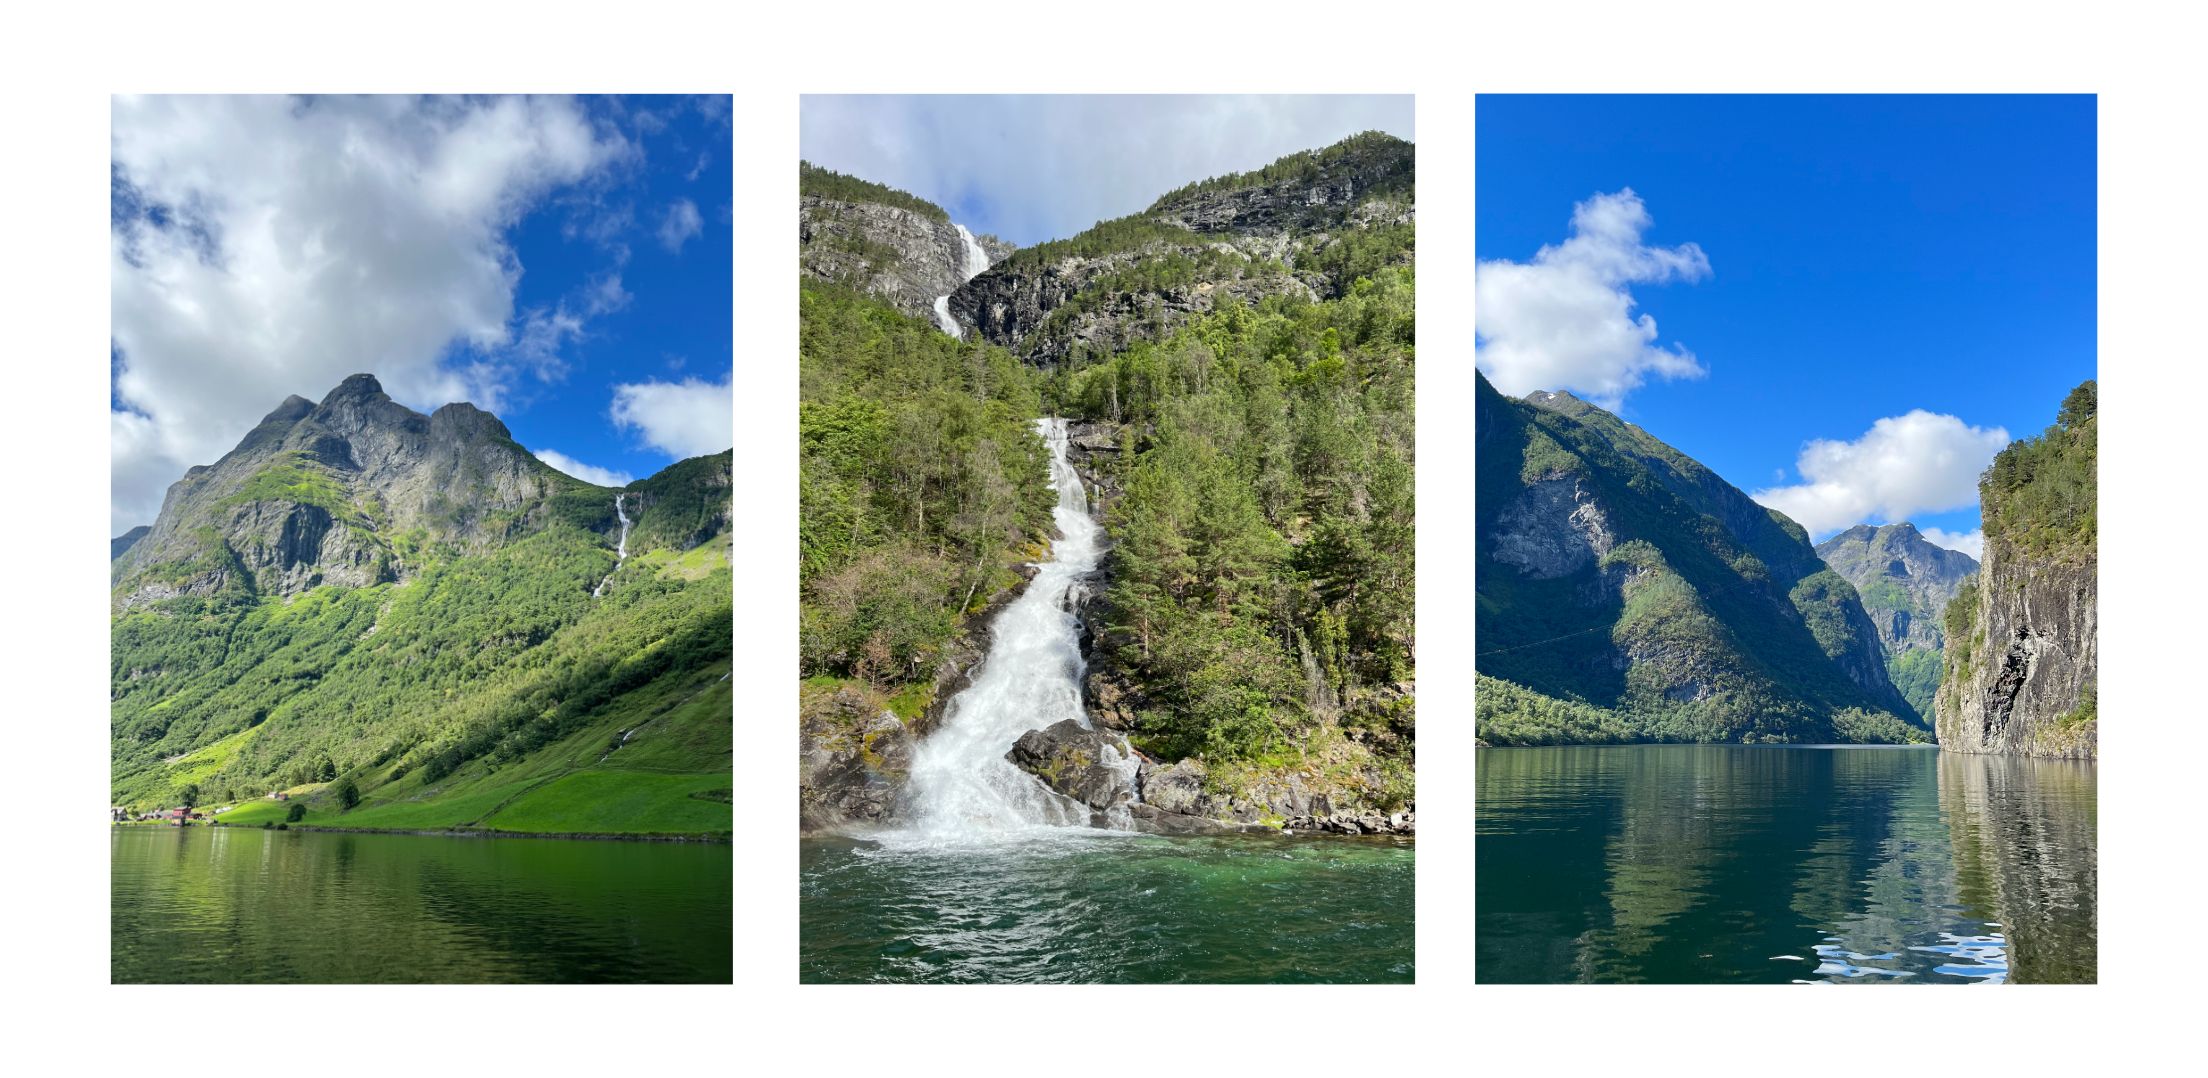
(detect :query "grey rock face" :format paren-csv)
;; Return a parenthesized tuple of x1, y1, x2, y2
(951, 246, 1322, 366)
(799, 691, 917, 831)
(797, 196, 1009, 324)
(1490, 476, 1613, 579)
(945, 136, 1414, 366)
(1937, 542, 2096, 759)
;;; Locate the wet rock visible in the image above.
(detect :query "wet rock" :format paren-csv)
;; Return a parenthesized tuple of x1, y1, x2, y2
(799, 690, 915, 832)
(1005, 719, 1139, 815)
(1137, 758, 1211, 816)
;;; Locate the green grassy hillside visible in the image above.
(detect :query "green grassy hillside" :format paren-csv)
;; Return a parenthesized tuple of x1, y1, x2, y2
(112, 454, 733, 837)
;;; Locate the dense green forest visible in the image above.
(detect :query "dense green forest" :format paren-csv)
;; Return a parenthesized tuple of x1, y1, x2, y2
(798, 283, 1054, 694)
(1061, 267, 1416, 792)
(1979, 379, 2097, 557)
(799, 161, 947, 221)
(111, 456, 734, 835)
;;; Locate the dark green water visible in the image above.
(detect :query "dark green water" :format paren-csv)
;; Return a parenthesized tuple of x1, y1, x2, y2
(800, 831, 1415, 983)
(1477, 745, 2095, 983)
(112, 826, 731, 983)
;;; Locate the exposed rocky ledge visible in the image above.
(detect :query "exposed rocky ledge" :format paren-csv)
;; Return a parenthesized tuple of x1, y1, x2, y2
(1005, 718, 1415, 837)
(798, 687, 914, 832)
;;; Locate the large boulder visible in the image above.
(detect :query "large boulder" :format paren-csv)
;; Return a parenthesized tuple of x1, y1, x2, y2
(1005, 719, 1140, 817)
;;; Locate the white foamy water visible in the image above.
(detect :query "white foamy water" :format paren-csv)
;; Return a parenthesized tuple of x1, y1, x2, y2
(592, 492, 631, 599)
(887, 419, 1133, 846)
(930, 222, 993, 339)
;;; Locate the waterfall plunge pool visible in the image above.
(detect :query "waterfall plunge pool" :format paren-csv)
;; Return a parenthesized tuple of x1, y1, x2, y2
(799, 829, 1413, 983)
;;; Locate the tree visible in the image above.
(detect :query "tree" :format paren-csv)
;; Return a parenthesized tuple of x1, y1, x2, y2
(334, 779, 360, 811)
(285, 802, 306, 823)
(176, 783, 200, 809)
(314, 756, 337, 782)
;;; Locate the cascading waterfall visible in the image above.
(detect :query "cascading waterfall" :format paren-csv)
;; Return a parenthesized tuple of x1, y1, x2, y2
(930, 222, 993, 340)
(892, 418, 1134, 842)
(591, 493, 631, 599)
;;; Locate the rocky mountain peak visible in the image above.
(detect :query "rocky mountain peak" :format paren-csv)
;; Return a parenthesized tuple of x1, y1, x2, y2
(430, 400, 513, 443)
(112, 375, 575, 609)
(261, 395, 315, 425)
(1521, 389, 1597, 418)
(322, 372, 387, 404)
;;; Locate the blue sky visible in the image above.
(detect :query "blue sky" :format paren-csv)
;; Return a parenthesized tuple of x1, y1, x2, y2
(1477, 95, 2096, 557)
(110, 94, 733, 532)
(800, 95, 1414, 246)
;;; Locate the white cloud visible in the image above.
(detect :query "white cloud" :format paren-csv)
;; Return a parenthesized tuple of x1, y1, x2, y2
(1476, 189, 1711, 409)
(610, 377, 731, 459)
(1919, 527, 1986, 561)
(533, 449, 633, 488)
(1752, 411, 2010, 537)
(109, 95, 630, 531)
(658, 198, 702, 252)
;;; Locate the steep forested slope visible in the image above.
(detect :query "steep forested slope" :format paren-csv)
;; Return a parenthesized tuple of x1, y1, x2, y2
(1063, 268, 1416, 805)
(1474, 372, 1923, 745)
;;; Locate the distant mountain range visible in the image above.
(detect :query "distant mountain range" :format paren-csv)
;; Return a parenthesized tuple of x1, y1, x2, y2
(1815, 522, 1979, 717)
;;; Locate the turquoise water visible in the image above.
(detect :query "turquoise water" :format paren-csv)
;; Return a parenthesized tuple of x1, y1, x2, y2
(1477, 745, 2096, 983)
(800, 831, 1415, 983)
(112, 826, 731, 983)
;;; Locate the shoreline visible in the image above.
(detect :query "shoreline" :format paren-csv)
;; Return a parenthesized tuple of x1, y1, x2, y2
(115, 821, 733, 844)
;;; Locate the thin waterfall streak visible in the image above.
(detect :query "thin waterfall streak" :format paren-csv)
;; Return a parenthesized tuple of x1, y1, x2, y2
(592, 492, 631, 599)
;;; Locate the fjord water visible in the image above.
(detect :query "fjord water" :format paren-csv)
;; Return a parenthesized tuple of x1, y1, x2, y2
(1476, 745, 2095, 983)
(801, 832, 1414, 983)
(113, 827, 731, 983)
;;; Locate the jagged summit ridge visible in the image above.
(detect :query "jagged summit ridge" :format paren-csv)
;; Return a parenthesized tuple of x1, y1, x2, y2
(113, 374, 579, 608)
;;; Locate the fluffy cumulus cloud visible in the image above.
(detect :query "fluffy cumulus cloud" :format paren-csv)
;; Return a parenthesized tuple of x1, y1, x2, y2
(658, 198, 702, 252)
(610, 377, 732, 459)
(1752, 411, 2010, 537)
(109, 95, 630, 531)
(1476, 189, 1712, 409)
(798, 94, 1413, 244)
(1919, 527, 1986, 561)
(532, 449, 633, 488)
